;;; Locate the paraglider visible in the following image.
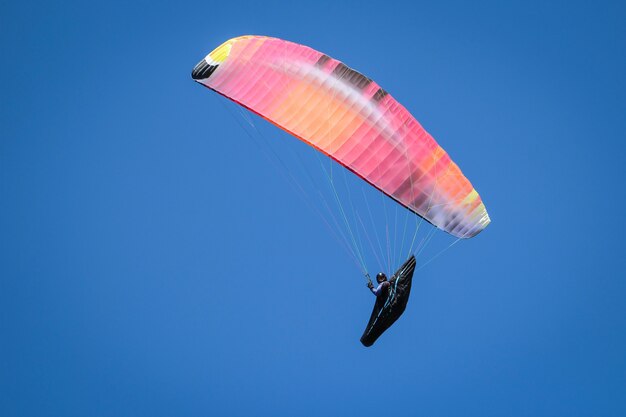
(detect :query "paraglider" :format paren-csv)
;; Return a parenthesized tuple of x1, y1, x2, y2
(192, 35, 489, 346)
(362, 255, 416, 347)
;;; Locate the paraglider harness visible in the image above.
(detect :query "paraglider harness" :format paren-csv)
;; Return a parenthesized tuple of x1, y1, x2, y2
(360, 255, 416, 347)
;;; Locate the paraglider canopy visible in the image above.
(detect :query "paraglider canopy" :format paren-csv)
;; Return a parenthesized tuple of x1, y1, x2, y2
(192, 35, 490, 239)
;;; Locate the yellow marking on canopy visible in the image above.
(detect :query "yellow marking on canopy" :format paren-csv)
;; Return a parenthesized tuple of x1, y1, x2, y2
(208, 40, 233, 64)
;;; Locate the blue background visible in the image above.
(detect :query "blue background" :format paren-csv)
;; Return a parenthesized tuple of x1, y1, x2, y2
(2, 0, 625, 416)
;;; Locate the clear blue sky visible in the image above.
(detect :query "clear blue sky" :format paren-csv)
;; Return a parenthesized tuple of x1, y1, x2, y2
(2, 0, 625, 416)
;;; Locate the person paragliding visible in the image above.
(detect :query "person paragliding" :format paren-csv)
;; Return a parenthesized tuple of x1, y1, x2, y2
(360, 256, 416, 346)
